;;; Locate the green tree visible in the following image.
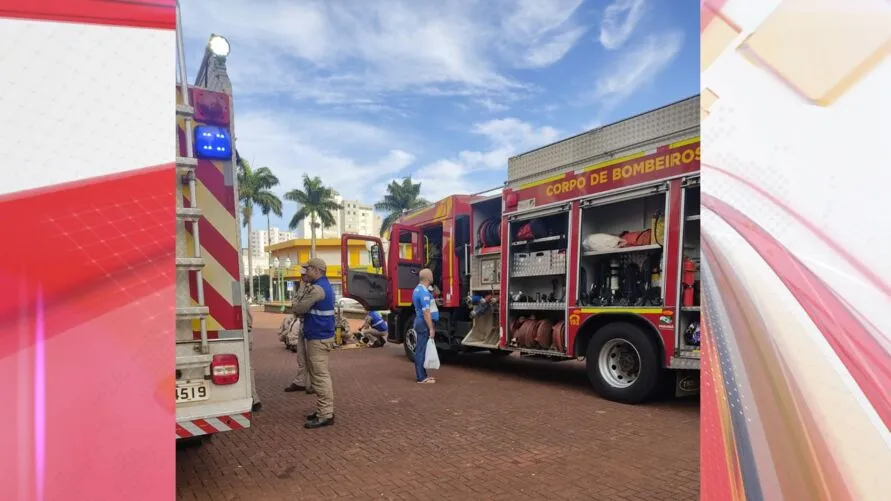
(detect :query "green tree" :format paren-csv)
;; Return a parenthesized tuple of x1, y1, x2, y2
(374, 177, 429, 237)
(237, 156, 281, 302)
(284, 175, 342, 258)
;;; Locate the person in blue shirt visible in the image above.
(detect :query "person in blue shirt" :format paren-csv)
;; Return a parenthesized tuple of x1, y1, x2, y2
(411, 268, 438, 384)
(360, 310, 389, 348)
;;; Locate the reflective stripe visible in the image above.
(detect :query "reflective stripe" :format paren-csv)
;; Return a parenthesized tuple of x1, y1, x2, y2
(309, 309, 335, 316)
(371, 319, 386, 330)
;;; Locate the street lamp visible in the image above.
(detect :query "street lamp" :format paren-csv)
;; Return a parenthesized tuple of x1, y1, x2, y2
(254, 266, 264, 302)
(272, 257, 291, 312)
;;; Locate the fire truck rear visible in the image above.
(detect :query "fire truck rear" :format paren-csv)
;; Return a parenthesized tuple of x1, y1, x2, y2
(174, 9, 253, 441)
(342, 96, 701, 404)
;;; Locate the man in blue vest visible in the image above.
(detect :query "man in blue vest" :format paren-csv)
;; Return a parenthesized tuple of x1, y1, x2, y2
(359, 310, 388, 347)
(291, 257, 337, 429)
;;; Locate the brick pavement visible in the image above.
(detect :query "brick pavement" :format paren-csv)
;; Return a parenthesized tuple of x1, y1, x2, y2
(176, 310, 700, 501)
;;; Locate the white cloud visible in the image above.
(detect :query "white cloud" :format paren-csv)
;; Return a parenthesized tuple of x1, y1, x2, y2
(234, 110, 415, 208)
(599, 0, 647, 50)
(521, 26, 589, 67)
(475, 98, 510, 113)
(181, 0, 587, 104)
(594, 31, 684, 103)
(414, 118, 560, 200)
(499, 0, 588, 68)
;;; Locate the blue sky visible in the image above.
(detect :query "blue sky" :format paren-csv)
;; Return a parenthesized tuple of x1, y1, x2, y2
(181, 0, 700, 238)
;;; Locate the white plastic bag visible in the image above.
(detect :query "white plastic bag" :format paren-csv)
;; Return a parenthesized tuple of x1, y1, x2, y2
(582, 233, 625, 252)
(423, 338, 440, 370)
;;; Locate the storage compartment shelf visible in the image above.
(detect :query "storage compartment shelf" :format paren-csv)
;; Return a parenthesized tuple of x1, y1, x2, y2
(509, 302, 565, 311)
(512, 235, 565, 247)
(512, 270, 565, 278)
(517, 347, 568, 358)
(681, 306, 700, 312)
(477, 246, 501, 255)
(582, 244, 662, 257)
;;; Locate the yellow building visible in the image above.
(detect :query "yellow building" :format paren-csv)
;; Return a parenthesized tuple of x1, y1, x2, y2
(266, 238, 373, 298)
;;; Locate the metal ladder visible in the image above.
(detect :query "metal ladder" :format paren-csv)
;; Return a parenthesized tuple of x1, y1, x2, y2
(175, 0, 210, 355)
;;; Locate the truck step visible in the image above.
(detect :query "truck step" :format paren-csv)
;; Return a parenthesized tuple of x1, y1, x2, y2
(177, 306, 209, 319)
(176, 156, 198, 172)
(669, 354, 701, 371)
(176, 104, 195, 117)
(176, 257, 205, 270)
(176, 354, 213, 368)
(176, 207, 202, 221)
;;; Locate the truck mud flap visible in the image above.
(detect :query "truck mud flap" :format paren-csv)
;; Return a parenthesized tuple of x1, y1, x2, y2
(674, 370, 700, 397)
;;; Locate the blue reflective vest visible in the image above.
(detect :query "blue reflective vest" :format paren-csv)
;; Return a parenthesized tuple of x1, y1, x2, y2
(303, 276, 335, 341)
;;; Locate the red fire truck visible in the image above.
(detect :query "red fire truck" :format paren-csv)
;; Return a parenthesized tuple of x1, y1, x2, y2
(341, 96, 701, 404)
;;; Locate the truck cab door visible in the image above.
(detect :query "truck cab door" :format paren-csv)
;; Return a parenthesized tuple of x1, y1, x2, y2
(388, 224, 424, 308)
(340, 234, 389, 311)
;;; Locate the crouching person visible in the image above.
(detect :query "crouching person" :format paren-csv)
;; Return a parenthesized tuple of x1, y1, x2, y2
(360, 310, 388, 348)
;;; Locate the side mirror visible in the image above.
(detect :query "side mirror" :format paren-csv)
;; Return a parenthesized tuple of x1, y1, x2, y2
(370, 244, 382, 268)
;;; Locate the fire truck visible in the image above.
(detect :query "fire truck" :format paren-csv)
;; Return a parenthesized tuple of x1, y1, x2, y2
(174, 6, 253, 442)
(341, 96, 700, 404)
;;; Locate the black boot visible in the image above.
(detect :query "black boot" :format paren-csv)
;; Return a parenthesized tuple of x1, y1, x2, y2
(304, 416, 335, 429)
(284, 383, 306, 392)
(305, 412, 335, 421)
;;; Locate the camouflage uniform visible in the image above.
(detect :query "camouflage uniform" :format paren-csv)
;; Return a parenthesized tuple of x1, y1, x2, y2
(284, 280, 322, 393)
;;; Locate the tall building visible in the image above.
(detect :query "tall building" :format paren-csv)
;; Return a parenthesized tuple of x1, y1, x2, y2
(249, 228, 296, 258)
(294, 196, 380, 238)
(340, 199, 378, 236)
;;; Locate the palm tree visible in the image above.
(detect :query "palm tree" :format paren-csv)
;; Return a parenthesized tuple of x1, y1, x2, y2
(237, 156, 281, 302)
(284, 175, 342, 258)
(375, 177, 429, 237)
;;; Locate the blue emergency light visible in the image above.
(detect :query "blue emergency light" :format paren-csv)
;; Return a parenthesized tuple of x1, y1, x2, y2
(194, 125, 232, 160)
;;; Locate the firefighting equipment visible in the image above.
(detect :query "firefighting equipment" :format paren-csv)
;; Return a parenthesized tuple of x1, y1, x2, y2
(684, 322, 701, 346)
(514, 218, 548, 241)
(582, 233, 625, 252)
(682, 257, 697, 307)
(477, 217, 502, 248)
(619, 229, 652, 247)
(552, 321, 566, 352)
(652, 214, 665, 245)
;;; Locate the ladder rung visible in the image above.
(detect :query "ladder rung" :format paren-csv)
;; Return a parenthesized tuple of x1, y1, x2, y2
(176, 306, 209, 319)
(177, 157, 198, 172)
(176, 207, 202, 221)
(176, 257, 205, 270)
(176, 104, 195, 117)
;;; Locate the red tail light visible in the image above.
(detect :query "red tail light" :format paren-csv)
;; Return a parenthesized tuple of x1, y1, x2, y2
(211, 354, 239, 385)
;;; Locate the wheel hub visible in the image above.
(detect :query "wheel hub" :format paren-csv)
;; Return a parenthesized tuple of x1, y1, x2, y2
(598, 339, 641, 388)
(405, 328, 417, 352)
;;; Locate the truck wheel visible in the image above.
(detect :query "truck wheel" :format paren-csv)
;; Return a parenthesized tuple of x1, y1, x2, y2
(585, 322, 661, 404)
(403, 315, 418, 361)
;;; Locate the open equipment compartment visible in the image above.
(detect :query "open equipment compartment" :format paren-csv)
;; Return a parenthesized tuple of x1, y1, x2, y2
(462, 194, 503, 348)
(678, 177, 701, 352)
(460, 194, 504, 348)
(506, 208, 570, 356)
(578, 189, 667, 308)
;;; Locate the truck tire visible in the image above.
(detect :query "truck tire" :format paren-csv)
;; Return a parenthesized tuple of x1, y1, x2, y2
(403, 315, 418, 361)
(403, 315, 455, 363)
(585, 322, 661, 404)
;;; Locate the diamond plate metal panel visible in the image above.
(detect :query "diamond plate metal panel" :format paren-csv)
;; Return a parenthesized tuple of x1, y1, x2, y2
(507, 96, 700, 187)
(670, 354, 701, 370)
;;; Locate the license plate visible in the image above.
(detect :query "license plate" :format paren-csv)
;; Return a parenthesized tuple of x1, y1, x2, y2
(175, 381, 209, 403)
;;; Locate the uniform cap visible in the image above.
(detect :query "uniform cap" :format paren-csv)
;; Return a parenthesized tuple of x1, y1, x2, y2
(302, 257, 327, 272)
